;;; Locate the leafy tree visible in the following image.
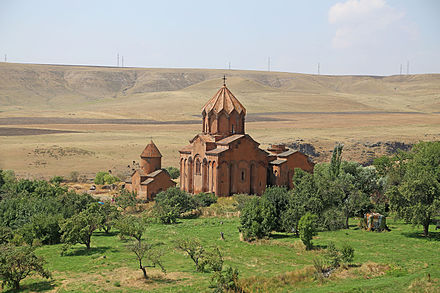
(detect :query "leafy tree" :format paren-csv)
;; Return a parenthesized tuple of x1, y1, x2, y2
(115, 190, 138, 210)
(19, 214, 63, 245)
(194, 192, 217, 207)
(154, 187, 195, 224)
(388, 141, 440, 236)
(0, 244, 51, 290)
(130, 241, 166, 279)
(60, 203, 103, 250)
(94, 171, 119, 185)
(165, 166, 180, 179)
(239, 197, 276, 241)
(116, 215, 146, 241)
(262, 186, 289, 231)
(176, 238, 206, 272)
(298, 212, 318, 250)
(99, 202, 120, 234)
(325, 242, 341, 268)
(330, 143, 344, 179)
(69, 171, 80, 182)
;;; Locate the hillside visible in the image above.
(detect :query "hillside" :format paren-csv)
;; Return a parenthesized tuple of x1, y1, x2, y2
(0, 63, 439, 178)
(1, 63, 440, 120)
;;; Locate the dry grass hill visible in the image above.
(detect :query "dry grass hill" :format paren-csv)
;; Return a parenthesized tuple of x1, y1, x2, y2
(0, 62, 439, 179)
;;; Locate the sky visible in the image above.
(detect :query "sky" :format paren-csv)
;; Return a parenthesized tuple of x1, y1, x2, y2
(0, 0, 439, 75)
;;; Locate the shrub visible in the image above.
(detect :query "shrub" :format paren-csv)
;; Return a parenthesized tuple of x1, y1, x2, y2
(165, 166, 180, 179)
(325, 242, 341, 268)
(210, 266, 240, 293)
(50, 176, 64, 185)
(239, 197, 276, 241)
(69, 171, 79, 182)
(262, 186, 289, 231)
(233, 194, 253, 211)
(115, 190, 138, 210)
(176, 238, 206, 272)
(0, 226, 13, 244)
(194, 192, 217, 207)
(154, 187, 195, 224)
(298, 212, 318, 250)
(340, 244, 355, 265)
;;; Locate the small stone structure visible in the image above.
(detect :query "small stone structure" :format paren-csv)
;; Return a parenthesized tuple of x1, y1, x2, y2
(125, 140, 175, 200)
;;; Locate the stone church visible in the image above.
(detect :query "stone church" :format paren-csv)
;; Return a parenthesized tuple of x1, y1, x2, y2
(179, 79, 314, 196)
(125, 140, 176, 200)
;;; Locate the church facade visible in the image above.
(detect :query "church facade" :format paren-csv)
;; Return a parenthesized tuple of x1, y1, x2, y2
(179, 80, 314, 196)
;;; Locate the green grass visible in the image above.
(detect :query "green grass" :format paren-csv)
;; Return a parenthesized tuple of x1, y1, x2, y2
(10, 218, 440, 292)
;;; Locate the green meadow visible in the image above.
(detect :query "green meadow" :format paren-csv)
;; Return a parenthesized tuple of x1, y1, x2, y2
(12, 216, 440, 293)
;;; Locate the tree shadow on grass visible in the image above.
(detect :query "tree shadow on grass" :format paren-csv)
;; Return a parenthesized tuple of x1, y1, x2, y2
(270, 233, 293, 240)
(64, 246, 112, 256)
(3, 280, 55, 293)
(94, 231, 119, 237)
(402, 231, 440, 241)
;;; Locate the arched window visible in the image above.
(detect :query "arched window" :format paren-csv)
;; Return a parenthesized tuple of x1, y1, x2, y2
(196, 159, 201, 175)
(232, 124, 235, 134)
(241, 170, 245, 181)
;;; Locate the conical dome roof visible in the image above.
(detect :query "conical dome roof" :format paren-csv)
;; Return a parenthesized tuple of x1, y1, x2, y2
(202, 85, 246, 116)
(140, 140, 162, 158)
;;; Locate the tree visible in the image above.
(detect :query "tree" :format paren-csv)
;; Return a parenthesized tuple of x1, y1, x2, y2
(262, 186, 289, 231)
(116, 215, 146, 241)
(154, 187, 195, 224)
(330, 143, 344, 179)
(165, 167, 180, 180)
(60, 203, 103, 250)
(130, 241, 165, 279)
(210, 266, 240, 293)
(0, 244, 51, 290)
(239, 197, 276, 241)
(194, 192, 217, 208)
(115, 190, 138, 210)
(176, 238, 205, 271)
(99, 202, 120, 234)
(298, 212, 318, 250)
(388, 141, 440, 236)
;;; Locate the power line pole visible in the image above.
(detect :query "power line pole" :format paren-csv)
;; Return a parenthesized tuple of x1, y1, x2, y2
(228, 61, 231, 70)
(407, 60, 409, 75)
(318, 63, 320, 75)
(122, 56, 124, 68)
(117, 53, 119, 67)
(268, 56, 270, 72)
(4, 54, 6, 62)
(400, 64, 402, 75)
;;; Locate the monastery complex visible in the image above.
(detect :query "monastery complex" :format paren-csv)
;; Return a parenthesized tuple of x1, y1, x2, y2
(127, 78, 315, 199)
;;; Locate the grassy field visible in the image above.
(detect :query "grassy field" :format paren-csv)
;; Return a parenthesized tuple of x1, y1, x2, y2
(9, 213, 440, 293)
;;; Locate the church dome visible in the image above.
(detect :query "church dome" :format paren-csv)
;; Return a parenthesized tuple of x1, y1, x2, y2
(202, 84, 246, 116)
(140, 140, 162, 158)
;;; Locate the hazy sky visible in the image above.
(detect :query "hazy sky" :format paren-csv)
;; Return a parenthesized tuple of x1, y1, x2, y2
(0, 0, 439, 75)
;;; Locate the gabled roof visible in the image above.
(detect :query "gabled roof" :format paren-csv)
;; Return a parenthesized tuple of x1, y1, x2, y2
(141, 140, 162, 158)
(147, 169, 163, 178)
(141, 178, 155, 185)
(217, 134, 245, 145)
(202, 85, 246, 116)
(270, 159, 287, 165)
(206, 147, 229, 155)
(277, 149, 298, 158)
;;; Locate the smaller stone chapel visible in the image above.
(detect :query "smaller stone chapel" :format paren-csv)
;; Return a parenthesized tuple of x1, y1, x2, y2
(125, 140, 176, 200)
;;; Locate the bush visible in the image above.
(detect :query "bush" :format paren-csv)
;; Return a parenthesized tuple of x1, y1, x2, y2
(233, 194, 253, 211)
(262, 186, 289, 231)
(298, 212, 318, 250)
(210, 266, 240, 293)
(50, 176, 64, 185)
(115, 190, 138, 210)
(194, 192, 217, 207)
(239, 197, 276, 241)
(154, 187, 195, 224)
(340, 244, 355, 265)
(0, 226, 13, 244)
(325, 242, 341, 268)
(69, 171, 79, 182)
(165, 167, 180, 179)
